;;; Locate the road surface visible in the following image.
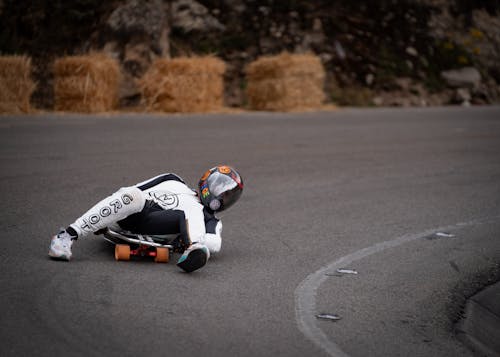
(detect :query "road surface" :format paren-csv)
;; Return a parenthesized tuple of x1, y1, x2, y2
(1, 106, 499, 356)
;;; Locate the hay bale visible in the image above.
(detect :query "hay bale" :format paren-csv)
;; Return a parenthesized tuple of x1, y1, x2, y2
(138, 56, 226, 113)
(245, 52, 326, 111)
(53, 54, 120, 113)
(0, 56, 36, 114)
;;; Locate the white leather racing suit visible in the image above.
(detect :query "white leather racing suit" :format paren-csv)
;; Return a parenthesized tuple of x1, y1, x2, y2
(68, 173, 222, 254)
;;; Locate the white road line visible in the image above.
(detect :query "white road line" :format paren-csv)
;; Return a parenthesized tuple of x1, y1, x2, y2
(294, 216, 500, 357)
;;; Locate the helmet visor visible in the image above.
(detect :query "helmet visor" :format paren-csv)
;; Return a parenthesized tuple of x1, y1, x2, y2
(207, 171, 237, 197)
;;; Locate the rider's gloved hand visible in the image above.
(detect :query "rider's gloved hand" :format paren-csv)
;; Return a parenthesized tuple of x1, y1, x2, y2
(171, 235, 190, 253)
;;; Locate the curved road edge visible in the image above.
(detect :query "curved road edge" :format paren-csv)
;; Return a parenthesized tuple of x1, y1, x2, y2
(456, 281, 500, 357)
(295, 216, 500, 357)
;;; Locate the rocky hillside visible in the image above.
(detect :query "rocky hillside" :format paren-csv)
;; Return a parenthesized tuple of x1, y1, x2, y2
(1, 0, 499, 109)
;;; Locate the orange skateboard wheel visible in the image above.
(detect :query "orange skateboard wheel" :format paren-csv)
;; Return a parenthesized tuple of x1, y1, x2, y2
(115, 244, 131, 261)
(154, 247, 169, 263)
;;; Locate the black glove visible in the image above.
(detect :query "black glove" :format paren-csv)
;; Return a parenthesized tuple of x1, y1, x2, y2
(171, 235, 189, 253)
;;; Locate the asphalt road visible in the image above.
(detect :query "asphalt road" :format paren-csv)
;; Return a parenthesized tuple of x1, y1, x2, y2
(1, 106, 499, 357)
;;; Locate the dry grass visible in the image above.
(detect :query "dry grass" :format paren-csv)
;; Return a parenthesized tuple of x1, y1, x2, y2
(138, 56, 226, 113)
(0, 55, 36, 114)
(245, 52, 326, 111)
(53, 53, 120, 113)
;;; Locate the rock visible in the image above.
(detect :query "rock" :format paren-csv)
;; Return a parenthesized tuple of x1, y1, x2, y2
(394, 77, 412, 91)
(295, 17, 325, 52)
(104, 0, 170, 57)
(118, 41, 155, 104)
(334, 41, 346, 60)
(107, 0, 167, 42)
(428, 8, 499, 96)
(123, 42, 154, 77)
(471, 83, 492, 105)
(392, 97, 411, 107)
(406, 46, 418, 56)
(228, 0, 246, 14)
(372, 96, 384, 106)
(258, 36, 272, 52)
(119, 72, 142, 105)
(312, 18, 323, 32)
(102, 41, 121, 60)
(296, 32, 325, 52)
(98, 0, 172, 105)
(472, 10, 500, 74)
(320, 53, 333, 63)
(171, 0, 225, 33)
(411, 83, 428, 97)
(365, 73, 374, 86)
(454, 88, 471, 106)
(441, 67, 481, 88)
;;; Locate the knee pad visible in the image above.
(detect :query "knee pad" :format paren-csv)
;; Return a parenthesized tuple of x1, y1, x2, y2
(115, 186, 146, 213)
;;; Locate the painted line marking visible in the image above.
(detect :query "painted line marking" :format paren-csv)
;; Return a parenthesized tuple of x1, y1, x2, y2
(294, 216, 500, 357)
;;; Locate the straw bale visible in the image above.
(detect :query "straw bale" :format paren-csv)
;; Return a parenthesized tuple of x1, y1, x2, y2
(152, 56, 226, 76)
(0, 56, 36, 113)
(53, 54, 120, 112)
(138, 56, 226, 113)
(245, 52, 326, 111)
(55, 98, 116, 113)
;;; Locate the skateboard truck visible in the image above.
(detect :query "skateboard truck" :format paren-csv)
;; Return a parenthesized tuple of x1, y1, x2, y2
(102, 228, 174, 263)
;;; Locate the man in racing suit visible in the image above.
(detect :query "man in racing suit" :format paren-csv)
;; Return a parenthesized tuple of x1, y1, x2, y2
(48, 165, 244, 273)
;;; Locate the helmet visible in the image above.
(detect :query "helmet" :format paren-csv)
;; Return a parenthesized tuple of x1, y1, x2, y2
(198, 165, 243, 212)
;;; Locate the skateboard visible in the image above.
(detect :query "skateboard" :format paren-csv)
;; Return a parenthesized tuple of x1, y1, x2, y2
(102, 228, 174, 263)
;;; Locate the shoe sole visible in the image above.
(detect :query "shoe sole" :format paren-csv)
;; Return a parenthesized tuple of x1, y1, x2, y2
(48, 251, 71, 261)
(177, 249, 207, 273)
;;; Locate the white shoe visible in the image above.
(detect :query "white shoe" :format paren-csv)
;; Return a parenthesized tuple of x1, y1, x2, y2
(48, 230, 75, 261)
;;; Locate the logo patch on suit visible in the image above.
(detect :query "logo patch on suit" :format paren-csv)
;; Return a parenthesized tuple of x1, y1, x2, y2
(149, 191, 179, 209)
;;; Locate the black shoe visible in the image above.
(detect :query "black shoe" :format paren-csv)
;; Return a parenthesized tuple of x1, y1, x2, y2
(177, 245, 209, 273)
